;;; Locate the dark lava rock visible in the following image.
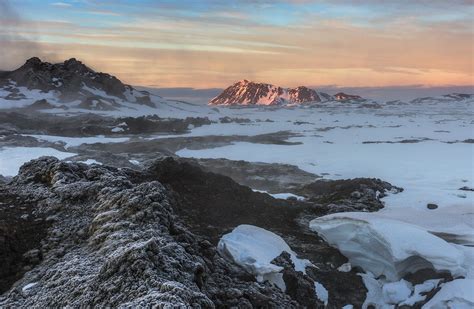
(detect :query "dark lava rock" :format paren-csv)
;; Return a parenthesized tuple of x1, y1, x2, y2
(271, 252, 324, 308)
(0, 187, 49, 294)
(27, 99, 56, 110)
(118, 115, 212, 134)
(0, 157, 298, 307)
(219, 116, 252, 124)
(298, 178, 403, 213)
(427, 203, 438, 210)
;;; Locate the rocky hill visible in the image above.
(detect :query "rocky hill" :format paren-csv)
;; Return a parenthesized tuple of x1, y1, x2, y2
(209, 80, 323, 105)
(0, 57, 157, 111)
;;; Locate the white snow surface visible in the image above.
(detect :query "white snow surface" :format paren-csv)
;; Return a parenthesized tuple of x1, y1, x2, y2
(79, 159, 102, 165)
(400, 279, 440, 306)
(423, 279, 474, 308)
(314, 282, 329, 306)
(253, 189, 306, 201)
(24, 134, 130, 149)
(359, 274, 439, 308)
(382, 280, 412, 304)
(217, 224, 312, 290)
(0, 147, 76, 176)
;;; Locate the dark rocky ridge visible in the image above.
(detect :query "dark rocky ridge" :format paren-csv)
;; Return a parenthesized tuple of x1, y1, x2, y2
(0, 157, 407, 307)
(334, 92, 363, 101)
(0, 112, 212, 137)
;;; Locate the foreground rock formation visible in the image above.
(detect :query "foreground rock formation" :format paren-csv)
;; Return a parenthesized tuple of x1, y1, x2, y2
(0, 157, 298, 307)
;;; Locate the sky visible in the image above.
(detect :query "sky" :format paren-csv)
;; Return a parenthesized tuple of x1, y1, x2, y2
(0, 0, 473, 90)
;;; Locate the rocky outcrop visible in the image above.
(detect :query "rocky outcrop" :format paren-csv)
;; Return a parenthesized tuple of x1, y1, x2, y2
(0, 157, 299, 307)
(297, 178, 403, 213)
(334, 92, 363, 101)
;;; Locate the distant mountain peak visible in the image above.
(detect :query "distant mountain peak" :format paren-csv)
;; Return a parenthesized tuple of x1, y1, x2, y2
(209, 80, 321, 105)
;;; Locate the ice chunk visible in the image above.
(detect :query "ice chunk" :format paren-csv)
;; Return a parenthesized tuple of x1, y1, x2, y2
(217, 224, 312, 290)
(337, 262, 352, 272)
(310, 214, 466, 281)
(423, 279, 474, 308)
(382, 279, 412, 304)
(399, 279, 440, 306)
(360, 274, 415, 308)
(359, 273, 386, 308)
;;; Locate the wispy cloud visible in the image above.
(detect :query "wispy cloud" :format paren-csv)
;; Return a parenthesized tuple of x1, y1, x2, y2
(1, 0, 473, 88)
(50, 2, 72, 7)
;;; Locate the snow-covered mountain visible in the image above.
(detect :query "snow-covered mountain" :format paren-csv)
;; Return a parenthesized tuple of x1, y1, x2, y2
(209, 80, 324, 105)
(0, 57, 159, 111)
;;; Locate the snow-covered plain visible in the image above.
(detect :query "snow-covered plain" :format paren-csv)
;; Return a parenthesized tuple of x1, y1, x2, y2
(176, 102, 474, 243)
(24, 134, 130, 149)
(0, 147, 76, 176)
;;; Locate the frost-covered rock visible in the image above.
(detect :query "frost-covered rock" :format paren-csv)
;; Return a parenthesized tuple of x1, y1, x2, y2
(0, 157, 300, 307)
(310, 214, 466, 281)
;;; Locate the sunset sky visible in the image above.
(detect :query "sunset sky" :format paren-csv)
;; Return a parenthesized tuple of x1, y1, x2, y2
(1, 0, 473, 89)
